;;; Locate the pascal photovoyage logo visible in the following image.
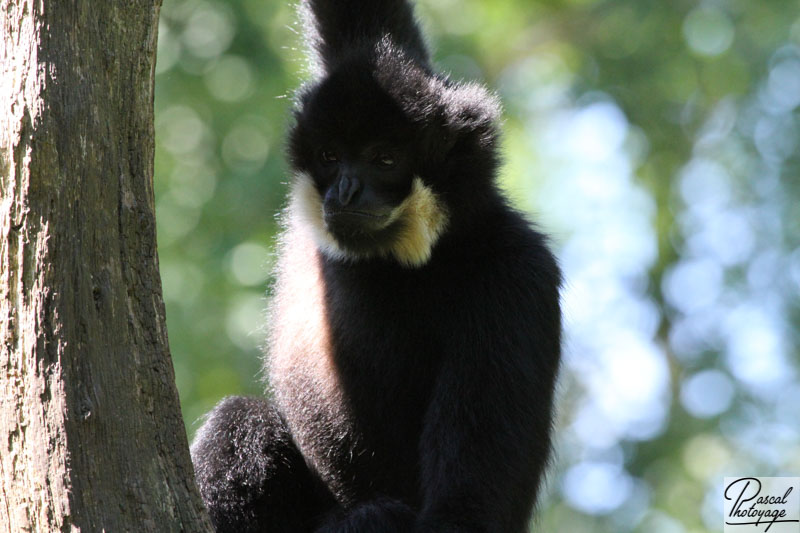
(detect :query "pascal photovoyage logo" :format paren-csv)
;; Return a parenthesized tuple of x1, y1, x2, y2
(724, 477, 800, 532)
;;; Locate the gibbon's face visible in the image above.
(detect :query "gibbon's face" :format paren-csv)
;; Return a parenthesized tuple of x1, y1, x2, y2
(289, 65, 449, 268)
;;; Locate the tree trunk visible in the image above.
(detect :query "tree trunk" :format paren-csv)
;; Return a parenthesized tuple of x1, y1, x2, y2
(0, 1, 213, 531)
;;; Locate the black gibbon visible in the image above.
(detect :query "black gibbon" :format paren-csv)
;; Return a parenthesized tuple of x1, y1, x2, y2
(190, 1, 563, 532)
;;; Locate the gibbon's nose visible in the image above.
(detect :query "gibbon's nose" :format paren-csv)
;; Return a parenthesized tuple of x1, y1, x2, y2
(337, 174, 361, 206)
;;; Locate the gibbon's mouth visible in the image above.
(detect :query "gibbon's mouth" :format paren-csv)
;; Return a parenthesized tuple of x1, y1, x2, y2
(323, 208, 395, 243)
(325, 208, 388, 220)
(324, 208, 392, 229)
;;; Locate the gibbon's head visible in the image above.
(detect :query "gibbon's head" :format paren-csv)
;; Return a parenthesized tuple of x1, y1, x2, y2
(288, 46, 501, 268)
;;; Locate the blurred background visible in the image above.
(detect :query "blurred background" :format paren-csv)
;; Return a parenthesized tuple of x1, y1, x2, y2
(153, 0, 800, 531)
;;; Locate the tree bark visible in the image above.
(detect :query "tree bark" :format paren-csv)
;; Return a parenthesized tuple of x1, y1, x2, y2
(0, 1, 213, 531)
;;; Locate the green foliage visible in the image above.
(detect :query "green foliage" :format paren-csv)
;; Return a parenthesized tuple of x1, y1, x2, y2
(154, 1, 800, 530)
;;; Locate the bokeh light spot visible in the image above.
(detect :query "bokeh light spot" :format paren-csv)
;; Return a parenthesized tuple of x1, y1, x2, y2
(683, 7, 734, 57)
(680, 370, 735, 419)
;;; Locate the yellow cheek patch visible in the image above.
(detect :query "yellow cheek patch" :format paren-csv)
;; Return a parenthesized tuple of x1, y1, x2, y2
(386, 177, 449, 267)
(289, 173, 448, 268)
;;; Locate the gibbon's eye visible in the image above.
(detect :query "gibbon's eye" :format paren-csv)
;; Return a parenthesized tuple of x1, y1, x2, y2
(373, 153, 395, 169)
(320, 150, 339, 164)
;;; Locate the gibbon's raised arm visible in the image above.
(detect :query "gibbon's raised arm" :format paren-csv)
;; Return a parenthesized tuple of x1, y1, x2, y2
(300, 0, 431, 72)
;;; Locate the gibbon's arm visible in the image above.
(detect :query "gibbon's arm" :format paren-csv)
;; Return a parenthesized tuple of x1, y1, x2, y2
(300, 0, 431, 72)
(415, 255, 562, 533)
(415, 342, 556, 532)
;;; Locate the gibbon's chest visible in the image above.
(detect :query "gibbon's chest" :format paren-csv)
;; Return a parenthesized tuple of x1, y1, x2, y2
(267, 226, 447, 501)
(268, 242, 443, 424)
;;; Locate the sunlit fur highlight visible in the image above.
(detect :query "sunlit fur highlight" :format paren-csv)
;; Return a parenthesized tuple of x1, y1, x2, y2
(267, 215, 355, 499)
(291, 172, 448, 267)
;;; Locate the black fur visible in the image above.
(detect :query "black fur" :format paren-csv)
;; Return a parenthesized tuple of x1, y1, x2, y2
(191, 1, 562, 532)
(301, 0, 431, 72)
